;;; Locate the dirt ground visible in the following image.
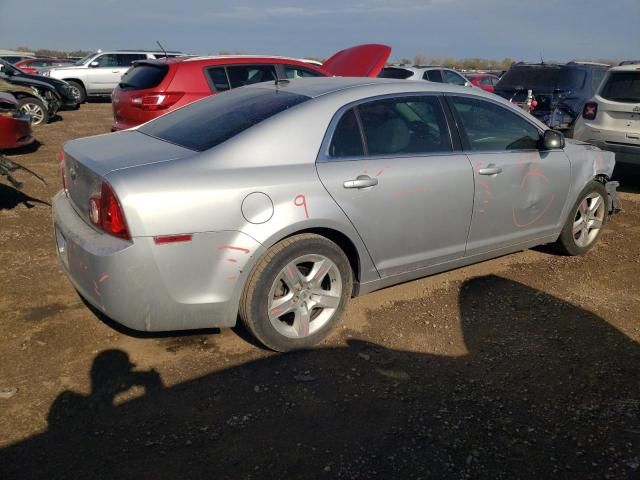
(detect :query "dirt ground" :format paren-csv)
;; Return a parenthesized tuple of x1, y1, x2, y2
(0, 103, 639, 479)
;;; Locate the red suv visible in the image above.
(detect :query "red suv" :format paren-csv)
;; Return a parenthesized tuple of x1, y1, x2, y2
(111, 44, 391, 131)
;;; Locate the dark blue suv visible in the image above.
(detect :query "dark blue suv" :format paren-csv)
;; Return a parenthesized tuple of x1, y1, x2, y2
(494, 61, 609, 134)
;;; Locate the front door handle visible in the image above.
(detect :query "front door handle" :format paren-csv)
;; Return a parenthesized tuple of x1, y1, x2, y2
(478, 164, 503, 175)
(343, 175, 379, 189)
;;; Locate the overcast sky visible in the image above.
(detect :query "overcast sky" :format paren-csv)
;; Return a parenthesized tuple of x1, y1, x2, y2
(1, 0, 638, 62)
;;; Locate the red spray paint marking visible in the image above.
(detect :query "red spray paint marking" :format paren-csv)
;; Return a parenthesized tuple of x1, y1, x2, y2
(375, 168, 388, 177)
(520, 167, 548, 188)
(218, 245, 250, 254)
(294, 194, 309, 219)
(512, 193, 556, 228)
(226, 258, 238, 263)
(93, 280, 101, 298)
(98, 274, 109, 283)
(227, 275, 238, 281)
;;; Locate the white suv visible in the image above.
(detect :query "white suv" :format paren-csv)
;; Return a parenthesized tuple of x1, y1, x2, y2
(41, 50, 183, 103)
(379, 65, 472, 87)
(573, 64, 640, 165)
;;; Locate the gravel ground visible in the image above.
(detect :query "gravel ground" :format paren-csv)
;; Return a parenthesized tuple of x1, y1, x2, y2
(0, 103, 639, 479)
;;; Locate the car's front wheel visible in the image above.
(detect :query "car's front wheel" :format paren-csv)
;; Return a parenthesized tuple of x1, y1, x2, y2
(66, 81, 86, 103)
(239, 233, 352, 352)
(17, 97, 49, 125)
(556, 180, 608, 255)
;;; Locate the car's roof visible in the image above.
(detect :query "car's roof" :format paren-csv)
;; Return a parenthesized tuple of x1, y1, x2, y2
(608, 64, 640, 72)
(244, 76, 489, 99)
(139, 55, 323, 68)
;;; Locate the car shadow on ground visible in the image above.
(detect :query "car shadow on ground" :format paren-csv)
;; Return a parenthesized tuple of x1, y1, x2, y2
(1, 140, 42, 156)
(614, 164, 640, 194)
(0, 183, 50, 210)
(1, 275, 638, 479)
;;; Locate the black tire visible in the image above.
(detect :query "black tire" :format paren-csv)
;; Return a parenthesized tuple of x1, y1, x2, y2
(66, 80, 86, 103)
(239, 233, 353, 352)
(17, 97, 49, 125)
(555, 180, 608, 256)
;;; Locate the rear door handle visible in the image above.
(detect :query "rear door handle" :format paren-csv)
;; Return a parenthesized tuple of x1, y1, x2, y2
(343, 175, 379, 189)
(478, 164, 503, 175)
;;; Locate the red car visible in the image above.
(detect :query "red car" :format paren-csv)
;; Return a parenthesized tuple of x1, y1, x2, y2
(111, 44, 391, 131)
(14, 57, 74, 75)
(0, 93, 34, 150)
(465, 73, 500, 93)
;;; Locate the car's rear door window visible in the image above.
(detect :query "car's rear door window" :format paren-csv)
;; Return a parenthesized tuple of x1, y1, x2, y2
(226, 65, 277, 88)
(600, 72, 640, 103)
(449, 96, 540, 151)
(205, 67, 231, 92)
(116, 54, 148, 67)
(329, 109, 365, 157)
(119, 64, 169, 90)
(139, 88, 310, 151)
(283, 65, 324, 78)
(378, 67, 414, 79)
(424, 70, 444, 83)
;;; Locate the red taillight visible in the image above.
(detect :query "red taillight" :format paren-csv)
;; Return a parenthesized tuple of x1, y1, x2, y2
(130, 92, 184, 111)
(58, 150, 67, 191)
(582, 102, 598, 120)
(88, 182, 130, 240)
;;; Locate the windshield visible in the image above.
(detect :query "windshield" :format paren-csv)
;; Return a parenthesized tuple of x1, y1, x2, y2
(600, 71, 640, 103)
(0, 59, 21, 76)
(497, 66, 586, 91)
(139, 88, 310, 151)
(75, 53, 96, 66)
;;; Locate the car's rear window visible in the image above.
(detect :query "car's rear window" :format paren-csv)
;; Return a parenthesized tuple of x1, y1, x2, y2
(600, 71, 640, 103)
(378, 68, 413, 80)
(497, 67, 586, 91)
(119, 64, 169, 90)
(139, 88, 310, 151)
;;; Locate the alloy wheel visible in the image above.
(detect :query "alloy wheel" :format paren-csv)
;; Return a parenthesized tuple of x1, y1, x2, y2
(573, 192, 605, 248)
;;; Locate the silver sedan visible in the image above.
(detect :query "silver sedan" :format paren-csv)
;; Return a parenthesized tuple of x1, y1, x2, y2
(53, 77, 619, 351)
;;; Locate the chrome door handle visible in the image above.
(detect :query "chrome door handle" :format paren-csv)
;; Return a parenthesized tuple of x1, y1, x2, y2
(343, 175, 379, 189)
(478, 164, 503, 175)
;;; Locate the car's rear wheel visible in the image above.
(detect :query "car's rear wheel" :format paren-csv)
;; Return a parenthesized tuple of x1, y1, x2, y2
(556, 180, 607, 255)
(66, 81, 86, 103)
(17, 97, 49, 125)
(239, 233, 352, 352)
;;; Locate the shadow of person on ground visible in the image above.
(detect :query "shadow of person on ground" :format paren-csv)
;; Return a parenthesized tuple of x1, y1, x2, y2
(1, 275, 638, 479)
(0, 183, 50, 210)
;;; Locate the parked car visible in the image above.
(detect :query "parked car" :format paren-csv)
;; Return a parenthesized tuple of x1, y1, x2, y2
(53, 77, 618, 351)
(465, 73, 500, 92)
(0, 54, 35, 64)
(15, 57, 75, 75)
(0, 93, 34, 150)
(0, 58, 78, 123)
(111, 44, 391, 131)
(42, 50, 186, 103)
(494, 61, 609, 134)
(573, 64, 640, 165)
(378, 65, 472, 86)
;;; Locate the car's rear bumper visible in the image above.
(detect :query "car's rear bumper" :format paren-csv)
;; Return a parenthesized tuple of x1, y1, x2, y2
(52, 191, 265, 332)
(574, 124, 640, 165)
(0, 117, 34, 149)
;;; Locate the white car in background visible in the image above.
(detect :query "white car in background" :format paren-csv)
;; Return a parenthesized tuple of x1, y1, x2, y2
(378, 65, 472, 87)
(574, 64, 640, 165)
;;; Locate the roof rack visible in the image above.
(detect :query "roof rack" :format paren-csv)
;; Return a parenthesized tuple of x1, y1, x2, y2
(113, 49, 184, 53)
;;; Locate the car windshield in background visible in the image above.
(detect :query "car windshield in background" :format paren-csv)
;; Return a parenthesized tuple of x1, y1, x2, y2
(119, 64, 169, 90)
(499, 67, 586, 91)
(75, 53, 95, 65)
(139, 88, 310, 151)
(600, 72, 640, 103)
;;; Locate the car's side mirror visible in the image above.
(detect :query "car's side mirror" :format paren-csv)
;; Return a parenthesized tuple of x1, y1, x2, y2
(542, 129, 565, 150)
(465, 81, 472, 87)
(89, 61, 100, 68)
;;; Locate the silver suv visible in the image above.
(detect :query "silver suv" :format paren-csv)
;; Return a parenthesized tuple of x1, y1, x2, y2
(41, 50, 183, 102)
(379, 65, 472, 87)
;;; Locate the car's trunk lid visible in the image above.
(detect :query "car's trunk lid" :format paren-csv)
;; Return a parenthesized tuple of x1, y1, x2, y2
(321, 44, 391, 78)
(63, 131, 194, 223)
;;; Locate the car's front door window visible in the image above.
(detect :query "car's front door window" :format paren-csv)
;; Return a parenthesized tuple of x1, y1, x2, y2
(449, 96, 540, 151)
(116, 54, 147, 67)
(94, 54, 118, 68)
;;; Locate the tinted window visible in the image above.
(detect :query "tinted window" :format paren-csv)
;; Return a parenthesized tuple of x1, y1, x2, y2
(139, 89, 309, 152)
(329, 109, 364, 158)
(450, 96, 540, 151)
(226, 65, 277, 88)
(117, 54, 147, 67)
(94, 54, 118, 67)
(378, 67, 413, 79)
(358, 97, 451, 156)
(591, 69, 607, 92)
(283, 66, 323, 78)
(424, 70, 444, 83)
(205, 67, 231, 92)
(497, 66, 586, 91)
(600, 72, 640, 103)
(30, 60, 50, 67)
(119, 64, 168, 90)
(444, 70, 467, 86)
